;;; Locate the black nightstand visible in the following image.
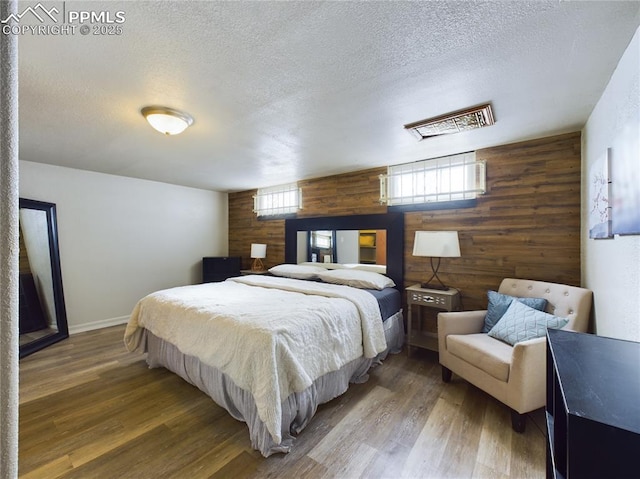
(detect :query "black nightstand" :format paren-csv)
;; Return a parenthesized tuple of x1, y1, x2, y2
(202, 257, 241, 283)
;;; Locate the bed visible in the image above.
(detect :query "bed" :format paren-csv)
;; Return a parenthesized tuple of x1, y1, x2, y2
(124, 268, 404, 457)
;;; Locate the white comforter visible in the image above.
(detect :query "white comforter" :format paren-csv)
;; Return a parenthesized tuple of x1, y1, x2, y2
(124, 275, 387, 444)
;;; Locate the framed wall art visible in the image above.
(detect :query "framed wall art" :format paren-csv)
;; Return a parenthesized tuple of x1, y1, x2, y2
(611, 118, 640, 235)
(588, 149, 612, 239)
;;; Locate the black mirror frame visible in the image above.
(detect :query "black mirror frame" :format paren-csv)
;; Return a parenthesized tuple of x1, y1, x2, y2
(19, 198, 69, 358)
(285, 213, 404, 290)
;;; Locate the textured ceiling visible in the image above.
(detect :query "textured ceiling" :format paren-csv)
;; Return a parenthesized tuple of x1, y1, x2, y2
(16, 1, 640, 192)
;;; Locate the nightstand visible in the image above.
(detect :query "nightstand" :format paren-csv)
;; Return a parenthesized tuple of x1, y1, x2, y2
(406, 284, 461, 355)
(240, 269, 269, 275)
(202, 256, 241, 283)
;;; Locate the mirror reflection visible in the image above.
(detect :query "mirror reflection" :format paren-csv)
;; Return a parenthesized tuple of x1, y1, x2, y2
(19, 198, 68, 358)
(297, 229, 387, 266)
(19, 208, 57, 341)
(309, 230, 335, 263)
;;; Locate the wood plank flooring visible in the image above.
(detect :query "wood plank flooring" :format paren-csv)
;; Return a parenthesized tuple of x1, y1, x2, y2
(19, 325, 546, 478)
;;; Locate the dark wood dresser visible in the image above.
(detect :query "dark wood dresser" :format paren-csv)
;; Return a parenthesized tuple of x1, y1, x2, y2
(546, 328, 640, 478)
(201, 256, 241, 283)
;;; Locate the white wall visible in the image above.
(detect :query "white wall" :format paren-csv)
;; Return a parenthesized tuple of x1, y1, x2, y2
(582, 26, 640, 342)
(19, 161, 228, 333)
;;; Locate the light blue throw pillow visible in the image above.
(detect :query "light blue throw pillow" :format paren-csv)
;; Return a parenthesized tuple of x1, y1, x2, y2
(482, 290, 548, 333)
(488, 300, 569, 346)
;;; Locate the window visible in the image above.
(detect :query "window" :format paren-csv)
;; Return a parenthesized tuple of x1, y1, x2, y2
(380, 152, 485, 207)
(311, 230, 333, 249)
(253, 182, 302, 217)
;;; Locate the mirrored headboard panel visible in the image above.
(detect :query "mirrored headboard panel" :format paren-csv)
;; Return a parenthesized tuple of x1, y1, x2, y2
(285, 213, 404, 289)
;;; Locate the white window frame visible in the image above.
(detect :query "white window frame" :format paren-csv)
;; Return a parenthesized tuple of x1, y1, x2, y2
(380, 152, 485, 206)
(253, 182, 302, 217)
(311, 230, 333, 249)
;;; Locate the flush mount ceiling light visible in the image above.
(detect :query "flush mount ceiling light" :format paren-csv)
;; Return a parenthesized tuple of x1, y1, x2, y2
(404, 103, 495, 140)
(141, 106, 194, 135)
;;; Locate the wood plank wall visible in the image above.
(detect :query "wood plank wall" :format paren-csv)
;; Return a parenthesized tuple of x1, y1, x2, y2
(229, 132, 582, 310)
(228, 168, 386, 270)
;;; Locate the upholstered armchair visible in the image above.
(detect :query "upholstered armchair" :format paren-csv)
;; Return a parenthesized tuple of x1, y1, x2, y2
(438, 278, 593, 432)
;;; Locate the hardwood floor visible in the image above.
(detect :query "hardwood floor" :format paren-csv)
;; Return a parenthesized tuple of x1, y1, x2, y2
(19, 325, 546, 479)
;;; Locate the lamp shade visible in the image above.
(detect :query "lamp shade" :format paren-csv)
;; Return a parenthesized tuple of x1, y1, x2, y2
(412, 231, 460, 257)
(250, 243, 267, 259)
(141, 106, 194, 135)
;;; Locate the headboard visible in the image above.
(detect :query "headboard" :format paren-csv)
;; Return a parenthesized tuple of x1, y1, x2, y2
(284, 213, 404, 290)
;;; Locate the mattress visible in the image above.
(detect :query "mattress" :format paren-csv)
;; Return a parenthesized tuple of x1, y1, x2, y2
(144, 310, 404, 456)
(125, 275, 404, 456)
(364, 287, 401, 320)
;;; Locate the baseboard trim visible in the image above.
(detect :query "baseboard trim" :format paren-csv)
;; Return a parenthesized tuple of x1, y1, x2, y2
(69, 315, 130, 335)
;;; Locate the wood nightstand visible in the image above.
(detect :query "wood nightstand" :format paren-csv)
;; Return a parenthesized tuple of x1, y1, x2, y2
(240, 269, 269, 275)
(406, 284, 461, 355)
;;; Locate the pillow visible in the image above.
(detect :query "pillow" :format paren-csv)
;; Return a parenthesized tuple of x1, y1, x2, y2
(488, 300, 568, 346)
(342, 263, 387, 275)
(482, 290, 548, 333)
(317, 269, 395, 290)
(268, 264, 327, 280)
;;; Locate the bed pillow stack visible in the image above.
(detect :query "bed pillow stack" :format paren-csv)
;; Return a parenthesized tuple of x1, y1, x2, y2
(267, 264, 396, 290)
(268, 264, 327, 280)
(316, 269, 395, 290)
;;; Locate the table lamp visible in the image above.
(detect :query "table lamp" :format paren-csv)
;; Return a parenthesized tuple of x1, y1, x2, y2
(412, 231, 460, 290)
(250, 243, 267, 272)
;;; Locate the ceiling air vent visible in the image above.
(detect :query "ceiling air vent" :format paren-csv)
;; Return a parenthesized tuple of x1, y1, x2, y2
(404, 103, 495, 140)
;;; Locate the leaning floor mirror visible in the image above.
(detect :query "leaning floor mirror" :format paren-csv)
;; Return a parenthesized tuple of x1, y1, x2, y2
(19, 198, 68, 358)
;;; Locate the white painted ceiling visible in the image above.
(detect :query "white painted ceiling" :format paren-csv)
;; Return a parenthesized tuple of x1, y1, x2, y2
(17, 1, 640, 192)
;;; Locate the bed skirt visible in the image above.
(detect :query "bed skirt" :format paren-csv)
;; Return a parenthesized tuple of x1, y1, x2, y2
(143, 310, 404, 457)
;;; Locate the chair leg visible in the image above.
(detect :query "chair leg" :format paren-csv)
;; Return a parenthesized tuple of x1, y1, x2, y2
(511, 410, 526, 433)
(441, 366, 452, 383)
